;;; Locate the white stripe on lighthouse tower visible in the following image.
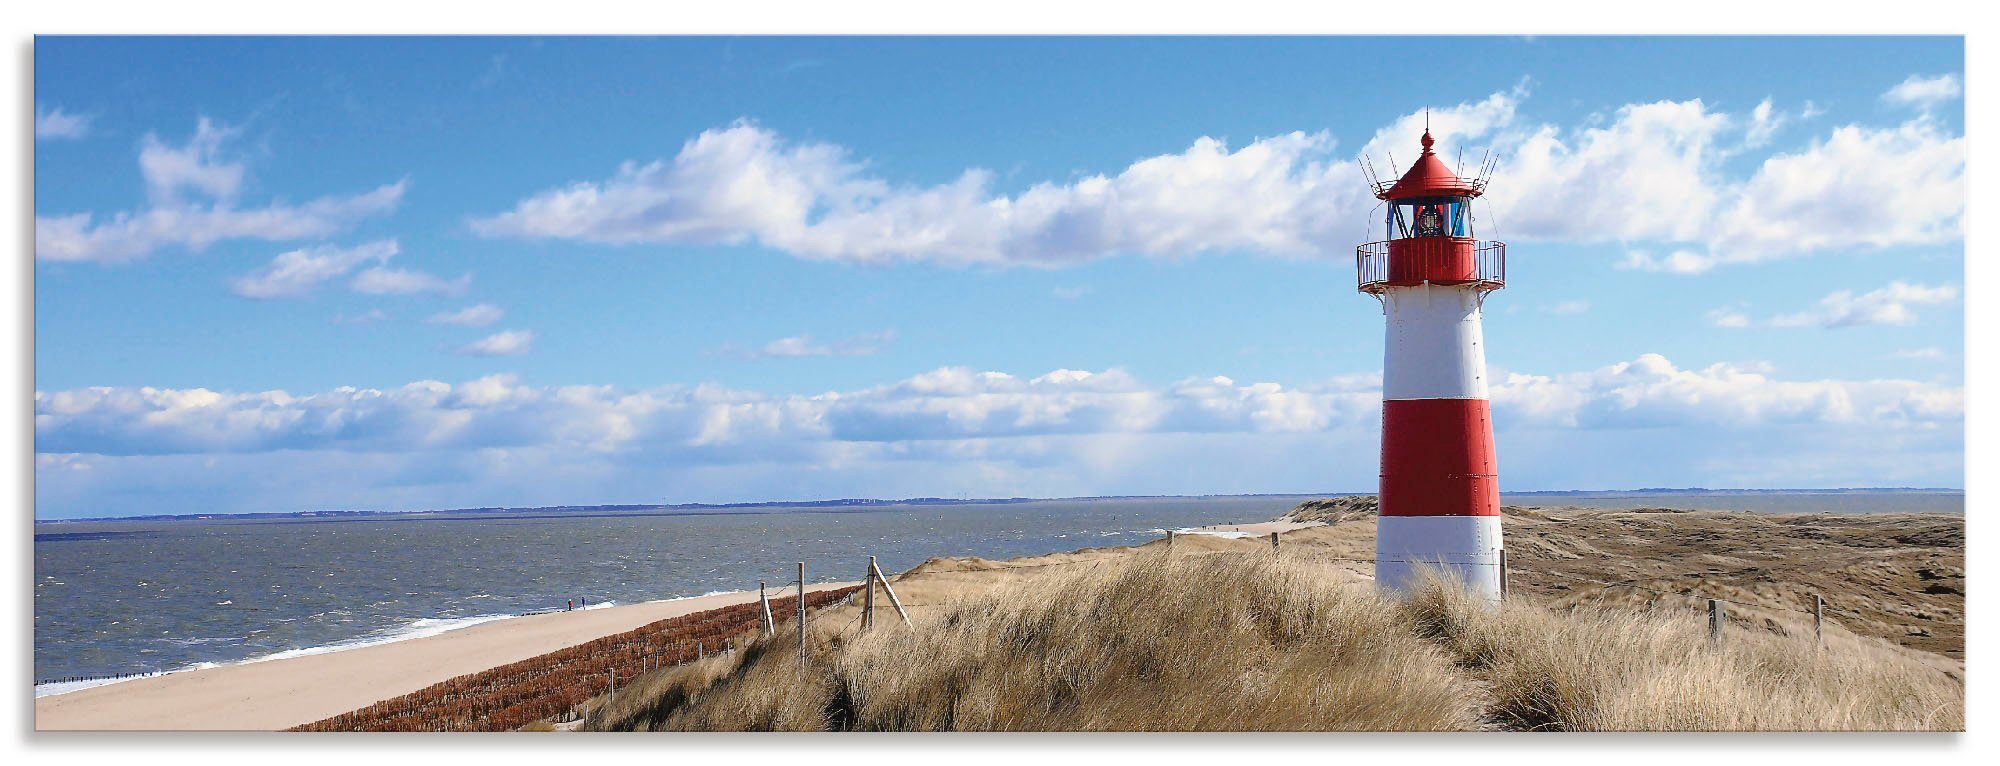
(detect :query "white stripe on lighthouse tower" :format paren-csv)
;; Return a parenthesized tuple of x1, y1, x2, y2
(1376, 284, 1502, 601)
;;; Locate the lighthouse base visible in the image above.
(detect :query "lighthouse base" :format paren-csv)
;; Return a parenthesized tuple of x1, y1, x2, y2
(1374, 515, 1503, 602)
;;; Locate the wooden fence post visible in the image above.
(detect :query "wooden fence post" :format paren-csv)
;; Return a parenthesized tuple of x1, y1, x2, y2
(1270, 531, 1280, 554)
(608, 668, 616, 699)
(1814, 594, 1825, 647)
(870, 557, 913, 627)
(796, 562, 807, 660)
(1499, 548, 1509, 599)
(864, 556, 877, 631)
(1708, 599, 1723, 643)
(1167, 530, 1176, 550)
(760, 581, 775, 637)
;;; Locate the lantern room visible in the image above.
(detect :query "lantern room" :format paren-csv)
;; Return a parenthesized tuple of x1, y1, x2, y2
(1357, 130, 1505, 293)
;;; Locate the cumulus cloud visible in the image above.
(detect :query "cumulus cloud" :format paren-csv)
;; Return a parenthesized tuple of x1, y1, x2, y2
(35, 355, 1958, 459)
(427, 303, 505, 327)
(1489, 354, 1961, 430)
(35, 357, 1963, 515)
(1713, 282, 1959, 329)
(1695, 119, 1964, 272)
(229, 240, 400, 299)
(472, 119, 1376, 265)
(351, 266, 471, 297)
(456, 329, 534, 357)
(1883, 73, 1962, 109)
(472, 92, 1960, 273)
(35, 104, 91, 140)
(34, 117, 406, 263)
(1770, 282, 1959, 328)
(719, 331, 895, 360)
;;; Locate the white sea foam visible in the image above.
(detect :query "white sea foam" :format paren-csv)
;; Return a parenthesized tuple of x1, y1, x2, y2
(34, 672, 167, 698)
(246, 613, 523, 664)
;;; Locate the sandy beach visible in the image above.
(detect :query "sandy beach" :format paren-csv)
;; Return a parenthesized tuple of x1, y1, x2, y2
(35, 582, 857, 731)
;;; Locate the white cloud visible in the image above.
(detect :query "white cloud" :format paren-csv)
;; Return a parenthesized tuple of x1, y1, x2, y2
(720, 331, 895, 360)
(427, 304, 505, 327)
(456, 329, 534, 357)
(473, 92, 1960, 273)
(34, 117, 406, 263)
(1705, 307, 1752, 329)
(1770, 282, 1959, 328)
(35, 104, 91, 140)
(139, 117, 245, 203)
(1495, 99, 1731, 245)
(332, 309, 390, 326)
(1891, 347, 1945, 360)
(35, 357, 1963, 515)
(1697, 119, 1964, 271)
(36, 355, 1957, 459)
(1745, 98, 1785, 147)
(1490, 353, 1961, 430)
(1621, 249, 1718, 275)
(469, 117, 1382, 265)
(1883, 73, 1962, 109)
(1544, 300, 1590, 315)
(351, 267, 471, 297)
(229, 240, 399, 299)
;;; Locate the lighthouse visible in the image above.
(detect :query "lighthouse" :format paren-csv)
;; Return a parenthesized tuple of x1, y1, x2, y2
(1358, 129, 1505, 601)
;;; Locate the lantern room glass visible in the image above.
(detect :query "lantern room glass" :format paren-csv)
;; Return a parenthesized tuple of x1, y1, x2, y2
(1386, 196, 1473, 240)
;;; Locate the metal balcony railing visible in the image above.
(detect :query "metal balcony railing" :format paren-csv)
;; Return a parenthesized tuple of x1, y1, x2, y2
(1356, 239, 1506, 293)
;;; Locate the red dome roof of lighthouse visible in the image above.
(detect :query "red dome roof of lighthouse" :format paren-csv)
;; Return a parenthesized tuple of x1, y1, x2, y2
(1379, 130, 1482, 200)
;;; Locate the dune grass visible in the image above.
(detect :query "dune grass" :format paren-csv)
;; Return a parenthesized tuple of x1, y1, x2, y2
(582, 551, 1963, 732)
(1403, 569, 1964, 731)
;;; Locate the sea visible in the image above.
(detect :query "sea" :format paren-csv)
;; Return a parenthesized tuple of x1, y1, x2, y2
(33, 491, 1963, 694)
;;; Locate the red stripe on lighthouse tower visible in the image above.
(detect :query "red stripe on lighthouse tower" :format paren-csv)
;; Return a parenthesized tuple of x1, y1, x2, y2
(1359, 127, 1505, 602)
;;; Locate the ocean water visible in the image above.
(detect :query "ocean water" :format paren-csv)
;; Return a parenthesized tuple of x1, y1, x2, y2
(33, 491, 1962, 690)
(33, 496, 1314, 686)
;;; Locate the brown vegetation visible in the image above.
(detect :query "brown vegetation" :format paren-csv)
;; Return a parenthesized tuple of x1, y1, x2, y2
(1255, 498, 1964, 659)
(291, 587, 858, 732)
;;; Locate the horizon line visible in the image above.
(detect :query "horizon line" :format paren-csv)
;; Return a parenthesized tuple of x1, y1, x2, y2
(34, 486, 1967, 524)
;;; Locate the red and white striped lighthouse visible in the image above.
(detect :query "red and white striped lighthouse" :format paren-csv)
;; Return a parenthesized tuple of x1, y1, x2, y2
(1357, 129, 1506, 601)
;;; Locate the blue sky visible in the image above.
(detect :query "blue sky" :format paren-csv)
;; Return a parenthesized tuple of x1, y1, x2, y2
(33, 37, 1965, 518)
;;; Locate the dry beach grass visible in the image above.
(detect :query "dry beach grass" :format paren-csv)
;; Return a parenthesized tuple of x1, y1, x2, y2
(585, 544, 1963, 732)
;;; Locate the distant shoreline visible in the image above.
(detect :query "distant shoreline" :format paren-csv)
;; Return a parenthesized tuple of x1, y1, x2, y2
(33, 487, 1967, 524)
